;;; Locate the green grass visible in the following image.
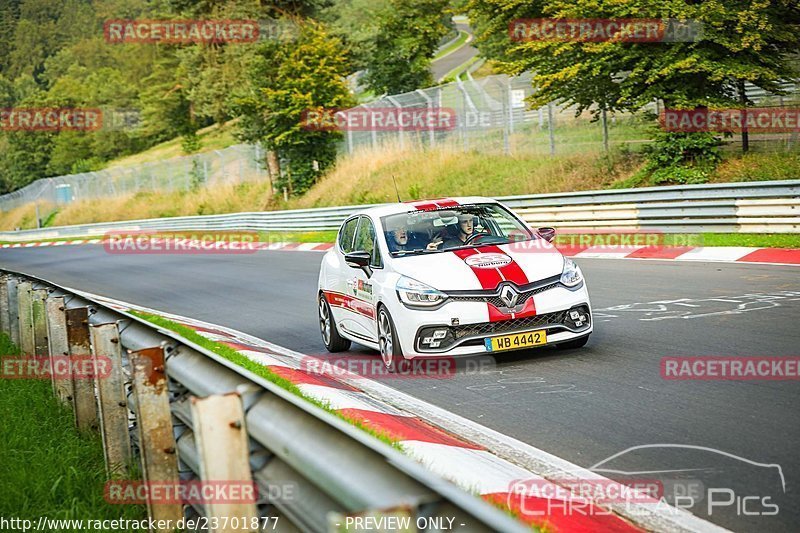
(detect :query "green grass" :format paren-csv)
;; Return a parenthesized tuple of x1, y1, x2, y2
(433, 30, 469, 61)
(693, 233, 800, 248)
(0, 334, 146, 530)
(439, 54, 481, 82)
(105, 122, 238, 169)
(127, 311, 399, 448)
(256, 230, 338, 244)
(3, 230, 798, 249)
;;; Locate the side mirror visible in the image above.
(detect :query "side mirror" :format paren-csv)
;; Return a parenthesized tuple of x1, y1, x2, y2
(345, 251, 373, 277)
(537, 227, 556, 243)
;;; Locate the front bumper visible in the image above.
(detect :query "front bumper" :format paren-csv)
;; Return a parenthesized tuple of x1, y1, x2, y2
(392, 284, 592, 358)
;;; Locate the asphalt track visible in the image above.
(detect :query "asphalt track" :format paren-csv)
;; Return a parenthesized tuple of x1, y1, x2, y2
(431, 22, 479, 81)
(2, 245, 798, 532)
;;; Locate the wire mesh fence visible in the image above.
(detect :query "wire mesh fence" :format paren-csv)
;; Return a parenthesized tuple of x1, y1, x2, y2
(340, 73, 800, 157)
(0, 144, 268, 213)
(1, 74, 797, 216)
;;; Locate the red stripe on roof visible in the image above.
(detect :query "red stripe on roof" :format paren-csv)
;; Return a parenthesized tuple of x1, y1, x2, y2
(406, 198, 460, 211)
(338, 408, 485, 449)
(434, 198, 460, 208)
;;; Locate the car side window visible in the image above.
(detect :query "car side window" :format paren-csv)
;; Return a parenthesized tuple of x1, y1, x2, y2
(339, 217, 358, 254)
(354, 216, 382, 268)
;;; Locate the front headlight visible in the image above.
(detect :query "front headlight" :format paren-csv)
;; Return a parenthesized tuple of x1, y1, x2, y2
(396, 276, 448, 308)
(560, 258, 584, 288)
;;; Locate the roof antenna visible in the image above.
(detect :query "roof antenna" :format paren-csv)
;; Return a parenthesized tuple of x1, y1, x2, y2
(391, 175, 402, 202)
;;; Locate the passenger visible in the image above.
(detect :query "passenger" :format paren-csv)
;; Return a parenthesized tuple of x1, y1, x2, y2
(386, 218, 433, 252)
(387, 225, 413, 253)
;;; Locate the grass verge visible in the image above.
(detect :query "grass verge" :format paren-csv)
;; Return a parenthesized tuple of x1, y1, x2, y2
(433, 30, 469, 61)
(0, 333, 146, 529)
(127, 311, 399, 448)
(2, 231, 798, 249)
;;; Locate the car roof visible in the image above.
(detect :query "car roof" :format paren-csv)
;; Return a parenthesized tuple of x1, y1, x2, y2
(356, 197, 500, 219)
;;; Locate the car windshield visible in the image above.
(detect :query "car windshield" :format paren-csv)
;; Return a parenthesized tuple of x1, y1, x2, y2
(381, 203, 535, 257)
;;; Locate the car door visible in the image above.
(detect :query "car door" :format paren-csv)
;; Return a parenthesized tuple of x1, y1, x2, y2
(341, 216, 380, 342)
(326, 216, 363, 338)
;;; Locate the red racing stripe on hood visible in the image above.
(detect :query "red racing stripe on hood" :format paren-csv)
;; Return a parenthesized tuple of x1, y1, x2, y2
(482, 245, 529, 286)
(453, 246, 535, 322)
(452, 248, 504, 289)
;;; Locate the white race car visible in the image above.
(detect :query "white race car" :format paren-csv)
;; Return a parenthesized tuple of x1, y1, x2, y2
(317, 197, 592, 369)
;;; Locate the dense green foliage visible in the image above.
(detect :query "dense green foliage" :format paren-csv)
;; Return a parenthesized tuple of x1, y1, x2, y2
(362, 0, 451, 94)
(467, 0, 800, 180)
(234, 20, 354, 194)
(0, 0, 452, 195)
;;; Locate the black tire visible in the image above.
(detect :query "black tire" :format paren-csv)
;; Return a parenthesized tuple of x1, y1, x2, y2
(319, 294, 351, 352)
(377, 306, 405, 371)
(555, 334, 590, 350)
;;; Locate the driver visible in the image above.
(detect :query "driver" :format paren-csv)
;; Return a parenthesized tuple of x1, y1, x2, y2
(442, 213, 476, 249)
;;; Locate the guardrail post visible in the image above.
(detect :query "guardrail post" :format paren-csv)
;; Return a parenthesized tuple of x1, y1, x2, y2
(17, 281, 34, 356)
(66, 307, 99, 431)
(46, 296, 73, 405)
(130, 346, 182, 529)
(32, 288, 49, 358)
(7, 277, 20, 346)
(190, 393, 258, 533)
(90, 322, 132, 477)
(0, 274, 9, 335)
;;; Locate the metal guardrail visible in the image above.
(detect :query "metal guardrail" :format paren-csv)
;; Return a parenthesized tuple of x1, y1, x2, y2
(0, 180, 798, 242)
(0, 269, 528, 533)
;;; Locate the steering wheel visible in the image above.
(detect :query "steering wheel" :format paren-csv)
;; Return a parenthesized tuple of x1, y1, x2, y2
(462, 231, 488, 245)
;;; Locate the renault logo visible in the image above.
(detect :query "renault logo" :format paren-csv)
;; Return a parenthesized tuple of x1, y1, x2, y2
(499, 284, 519, 308)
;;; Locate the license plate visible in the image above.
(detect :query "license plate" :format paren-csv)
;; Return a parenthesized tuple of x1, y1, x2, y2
(484, 330, 547, 352)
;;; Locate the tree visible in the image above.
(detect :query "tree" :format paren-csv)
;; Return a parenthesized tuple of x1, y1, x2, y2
(471, 0, 800, 110)
(363, 0, 451, 95)
(320, 0, 391, 70)
(234, 20, 354, 196)
(469, 0, 800, 154)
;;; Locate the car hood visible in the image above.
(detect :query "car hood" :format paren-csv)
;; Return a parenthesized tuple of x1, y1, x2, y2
(390, 242, 565, 291)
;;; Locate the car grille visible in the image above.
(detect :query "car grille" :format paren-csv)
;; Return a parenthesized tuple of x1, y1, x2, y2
(451, 309, 568, 339)
(449, 282, 560, 308)
(415, 305, 591, 353)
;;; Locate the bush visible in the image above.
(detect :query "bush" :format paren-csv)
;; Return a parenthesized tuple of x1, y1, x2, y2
(635, 131, 723, 186)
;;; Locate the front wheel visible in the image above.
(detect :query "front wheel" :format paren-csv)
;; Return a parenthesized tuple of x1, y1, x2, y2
(319, 294, 351, 352)
(555, 334, 590, 350)
(377, 306, 404, 371)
